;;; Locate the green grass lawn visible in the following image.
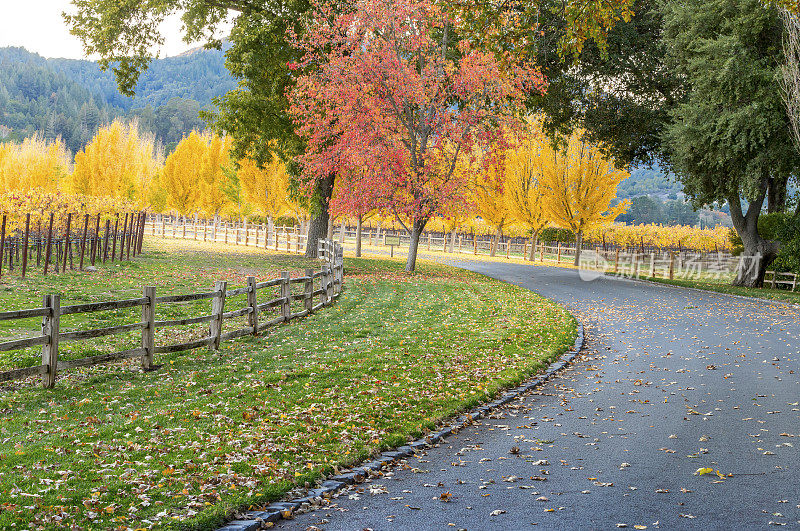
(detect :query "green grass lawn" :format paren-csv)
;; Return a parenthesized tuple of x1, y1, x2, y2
(0, 238, 575, 529)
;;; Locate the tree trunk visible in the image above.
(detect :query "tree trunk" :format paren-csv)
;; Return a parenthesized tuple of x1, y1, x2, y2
(729, 187, 780, 287)
(326, 216, 335, 240)
(267, 216, 274, 244)
(490, 227, 501, 257)
(304, 173, 335, 258)
(767, 175, 789, 213)
(528, 231, 539, 261)
(355, 215, 363, 257)
(573, 229, 583, 266)
(405, 218, 428, 272)
(449, 229, 456, 253)
(375, 220, 381, 245)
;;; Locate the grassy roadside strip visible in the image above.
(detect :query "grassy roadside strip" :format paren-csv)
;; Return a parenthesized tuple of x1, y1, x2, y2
(604, 272, 800, 305)
(360, 242, 800, 306)
(0, 241, 575, 530)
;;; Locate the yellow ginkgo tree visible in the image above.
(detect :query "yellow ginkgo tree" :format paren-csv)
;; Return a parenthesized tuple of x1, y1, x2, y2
(198, 133, 234, 218)
(0, 135, 70, 193)
(471, 167, 513, 257)
(161, 131, 206, 215)
(538, 131, 629, 265)
(238, 154, 299, 233)
(69, 119, 162, 208)
(505, 127, 550, 260)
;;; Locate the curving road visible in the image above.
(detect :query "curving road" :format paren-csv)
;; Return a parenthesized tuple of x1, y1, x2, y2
(281, 260, 800, 530)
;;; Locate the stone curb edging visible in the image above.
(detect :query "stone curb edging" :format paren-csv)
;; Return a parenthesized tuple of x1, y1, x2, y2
(217, 319, 586, 531)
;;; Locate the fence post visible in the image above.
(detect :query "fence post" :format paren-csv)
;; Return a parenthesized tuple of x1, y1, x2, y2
(650, 252, 656, 277)
(210, 281, 227, 350)
(41, 294, 60, 388)
(473, 236, 477, 255)
(247, 276, 259, 335)
(280, 272, 291, 321)
(770, 271, 777, 289)
(319, 267, 329, 306)
(141, 286, 156, 370)
(304, 268, 314, 312)
(327, 264, 336, 301)
(614, 249, 620, 273)
(557, 242, 562, 263)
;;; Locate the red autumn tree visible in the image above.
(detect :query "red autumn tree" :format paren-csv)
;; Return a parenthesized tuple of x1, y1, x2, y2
(289, 0, 546, 271)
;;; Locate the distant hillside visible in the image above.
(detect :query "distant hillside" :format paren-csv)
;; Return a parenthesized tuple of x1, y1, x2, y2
(0, 46, 236, 154)
(47, 43, 236, 110)
(0, 47, 124, 153)
(618, 164, 683, 200)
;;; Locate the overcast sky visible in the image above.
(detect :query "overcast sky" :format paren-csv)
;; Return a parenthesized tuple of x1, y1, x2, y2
(0, 0, 211, 59)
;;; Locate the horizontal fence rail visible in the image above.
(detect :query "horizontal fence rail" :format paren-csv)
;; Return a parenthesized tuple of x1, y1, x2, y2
(145, 214, 309, 255)
(148, 215, 733, 264)
(0, 240, 344, 388)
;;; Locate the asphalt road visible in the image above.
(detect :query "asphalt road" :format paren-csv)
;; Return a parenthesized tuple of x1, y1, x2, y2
(281, 260, 800, 530)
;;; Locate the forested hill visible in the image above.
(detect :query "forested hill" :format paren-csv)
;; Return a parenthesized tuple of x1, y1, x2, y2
(0, 46, 236, 154)
(47, 44, 235, 110)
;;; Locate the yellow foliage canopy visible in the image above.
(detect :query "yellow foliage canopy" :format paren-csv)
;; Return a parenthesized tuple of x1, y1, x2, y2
(504, 125, 549, 239)
(238, 155, 295, 219)
(0, 135, 70, 193)
(538, 131, 629, 237)
(68, 120, 161, 208)
(161, 131, 206, 215)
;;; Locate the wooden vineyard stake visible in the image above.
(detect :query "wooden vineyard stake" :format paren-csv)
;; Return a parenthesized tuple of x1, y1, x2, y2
(0, 214, 5, 279)
(21, 214, 30, 278)
(102, 219, 111, 263)
(79, 214, 88, 270)
(43, 213, 54, 275)
(37, 218, 42, 267)
(91, 214, 100, 266)
(119, 213, 128, 261)
(110, 215, 119, 262)
(61, 213, 72, 273)
(127, 214, 133, 259)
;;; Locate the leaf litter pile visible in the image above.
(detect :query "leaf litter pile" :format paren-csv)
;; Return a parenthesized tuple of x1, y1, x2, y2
(0, 240, 575, 529)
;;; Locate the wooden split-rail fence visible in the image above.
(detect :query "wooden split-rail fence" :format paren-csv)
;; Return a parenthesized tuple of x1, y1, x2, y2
(0, 240, 344, 388)
(0, 211, 147, 278)
(146, 215, 309, 254)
